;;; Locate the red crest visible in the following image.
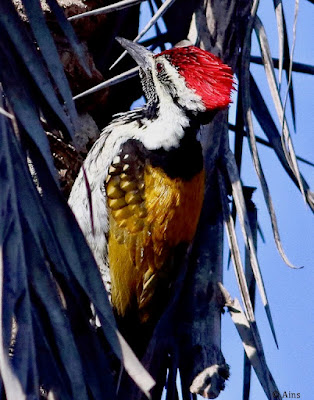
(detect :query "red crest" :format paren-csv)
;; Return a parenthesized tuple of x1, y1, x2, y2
(157, 46, 233, 110)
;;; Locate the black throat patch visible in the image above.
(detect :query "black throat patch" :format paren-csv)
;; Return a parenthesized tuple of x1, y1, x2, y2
(118, 126, 203, 181)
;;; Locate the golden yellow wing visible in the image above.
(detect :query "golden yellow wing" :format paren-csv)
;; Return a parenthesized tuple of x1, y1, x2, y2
(105, 140, 205, 323)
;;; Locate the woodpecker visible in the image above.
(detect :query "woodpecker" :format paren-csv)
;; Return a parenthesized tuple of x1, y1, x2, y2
(69, 38, 233, 349)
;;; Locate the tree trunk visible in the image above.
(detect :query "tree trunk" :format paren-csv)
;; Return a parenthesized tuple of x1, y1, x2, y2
(176, 1, 252, 397)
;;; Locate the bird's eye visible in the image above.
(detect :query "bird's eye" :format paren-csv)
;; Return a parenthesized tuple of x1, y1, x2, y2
(156, 62, 164, 73)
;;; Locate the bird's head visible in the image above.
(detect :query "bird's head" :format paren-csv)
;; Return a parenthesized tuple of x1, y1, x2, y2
(117, 37, 233, 116)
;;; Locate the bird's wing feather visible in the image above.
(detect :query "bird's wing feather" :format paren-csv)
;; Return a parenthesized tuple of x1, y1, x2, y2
(106, 139, 205, 322)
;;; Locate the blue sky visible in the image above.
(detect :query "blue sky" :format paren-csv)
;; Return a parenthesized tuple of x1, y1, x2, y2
(221, 2, 313, 399)
(220, 2, 313, 399)
(136, 1, 314, 398)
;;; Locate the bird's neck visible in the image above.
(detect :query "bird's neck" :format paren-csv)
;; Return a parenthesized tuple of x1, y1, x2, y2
(135, 96, 200, 151)
(81, 98, 202, 187)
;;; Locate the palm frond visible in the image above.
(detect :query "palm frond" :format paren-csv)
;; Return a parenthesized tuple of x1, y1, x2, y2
(272, 0, 296, 128)
(74, 67, 139, 100)
(242, 65, 301, 269)
(218, 171, 256, 324)
(231, 1, 313, 395)
(0, 1, 155, 397)
(0, 107, 14, 119)
(0, 121, 29, 400)
(281, 0, 299, 131)
(28, 140, 155, 396)
(46, 0, 91, 74)
(250, 75, 314, 211)
(0, 104, 155, 398)
(254, 16, 305, 201)
(242, 188, 257, 400)
(0, 34, 57, 180)
(219, 284, 281, 400)
(68, 0, 146, 21)
(250, 56, 314, 75)
(272, 0, 284, 85)
(22, 0, 78, 128)
(229, 123, 314, 169)
(0, 0, 75, 138)
(110, 0, 176, 69)
(223, 150, 279, 346)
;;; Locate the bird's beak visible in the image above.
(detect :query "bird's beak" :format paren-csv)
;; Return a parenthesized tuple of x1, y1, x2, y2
(116, 37, 153, 71)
